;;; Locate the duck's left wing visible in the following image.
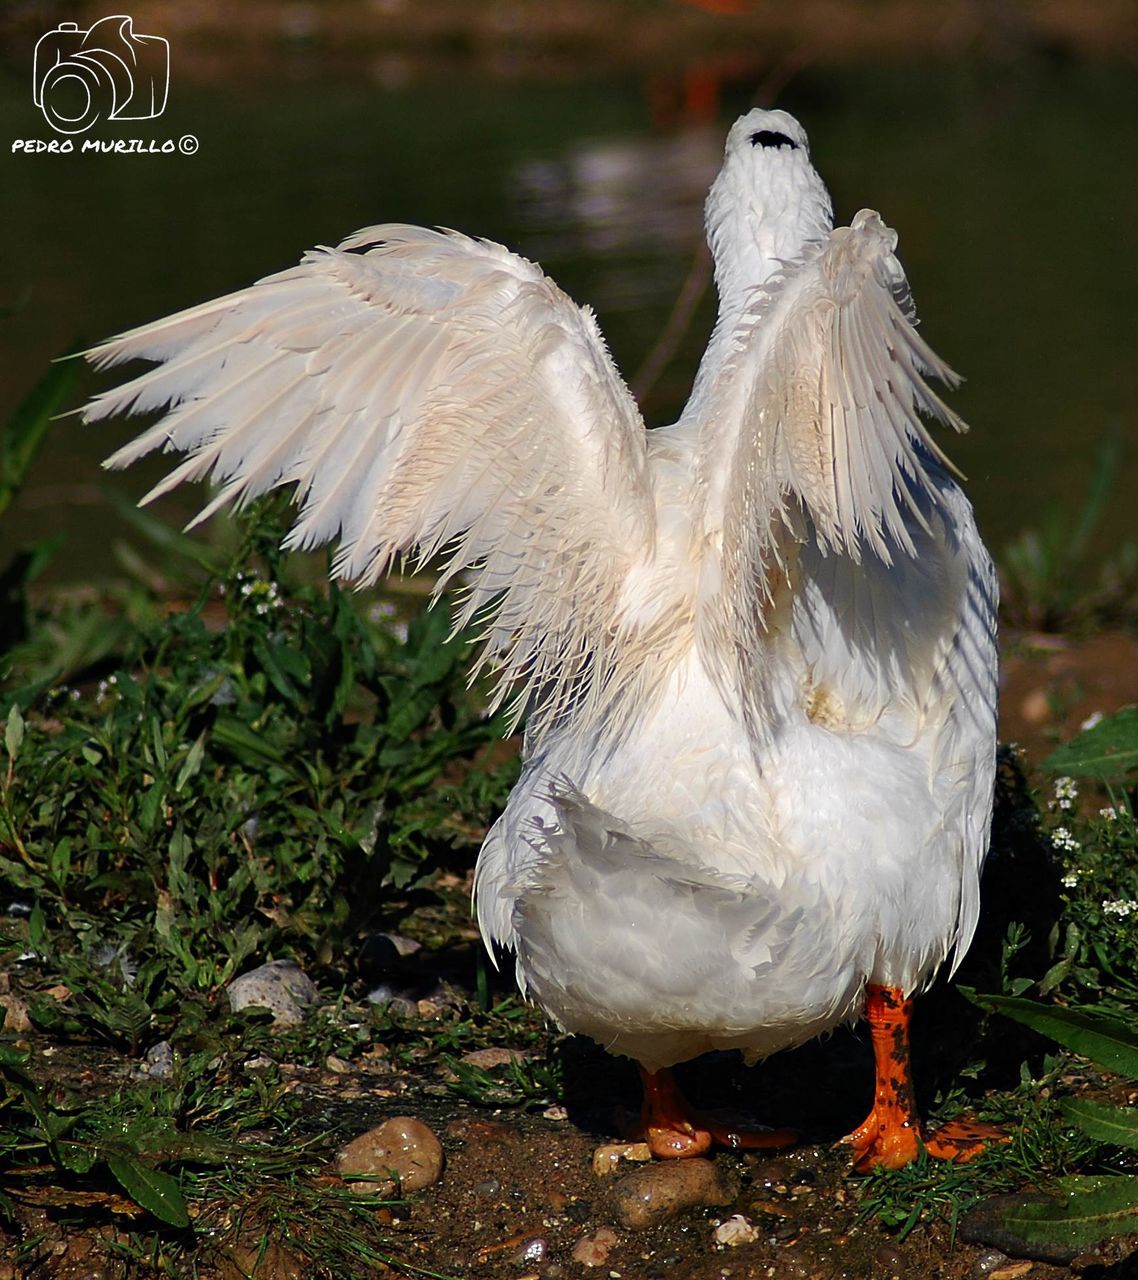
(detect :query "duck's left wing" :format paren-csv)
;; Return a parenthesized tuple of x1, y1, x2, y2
(83, 225, 657, 738)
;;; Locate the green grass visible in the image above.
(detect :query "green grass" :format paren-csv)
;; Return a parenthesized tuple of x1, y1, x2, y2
(1, 360, 1138, 1270)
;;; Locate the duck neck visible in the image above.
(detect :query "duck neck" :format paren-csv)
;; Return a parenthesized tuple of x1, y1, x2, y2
(682, 174, 833, 421)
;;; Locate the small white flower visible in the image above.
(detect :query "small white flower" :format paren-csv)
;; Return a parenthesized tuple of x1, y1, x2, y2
(1050, 776, 1078, 811)
(1100, 806, 1119, 822)
(1051, 826, 1080, 854)
(238, 577, 283, 615)
(1103, 899, 1138, 918)
(1061, 871, 1082, 889)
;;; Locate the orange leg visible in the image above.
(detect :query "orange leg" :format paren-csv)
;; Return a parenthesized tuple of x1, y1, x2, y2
(840, 984, 1006, 1171)
(640, 1067, 798, 1159)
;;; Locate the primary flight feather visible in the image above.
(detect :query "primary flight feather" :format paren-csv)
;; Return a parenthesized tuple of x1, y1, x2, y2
(86, 109, 999, 1168)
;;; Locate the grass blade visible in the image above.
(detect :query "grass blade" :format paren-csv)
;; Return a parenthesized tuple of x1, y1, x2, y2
(1, 355, 81, 519)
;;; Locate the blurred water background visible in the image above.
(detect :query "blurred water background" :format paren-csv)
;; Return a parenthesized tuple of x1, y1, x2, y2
(1, 0, 1135, 582)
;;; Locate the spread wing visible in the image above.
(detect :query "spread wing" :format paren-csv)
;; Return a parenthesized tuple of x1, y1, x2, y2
(698, 208, 968, 672)
(84, 224, 656, 739)
(696, 208, 996, 972)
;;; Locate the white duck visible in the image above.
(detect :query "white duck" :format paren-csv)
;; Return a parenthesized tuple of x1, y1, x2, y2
(85, 109, 999, 1169)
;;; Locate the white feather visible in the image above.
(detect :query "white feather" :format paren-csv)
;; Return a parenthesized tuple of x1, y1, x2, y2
(88, 108, 998, 1077)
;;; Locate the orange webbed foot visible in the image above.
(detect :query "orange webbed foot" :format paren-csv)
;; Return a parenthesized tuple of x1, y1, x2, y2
(841, 1109, 1008, 1171)
(840, 984, 1010, 1171)
(922, 1117, 1009, 1164)
(640, 1067, 798, 1159)
(841, 1104, 921, 1172)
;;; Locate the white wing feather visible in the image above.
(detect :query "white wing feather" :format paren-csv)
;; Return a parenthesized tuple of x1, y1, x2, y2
(702, 208, 964, 592)
(84, 225, 656, 739)
(696, 209, 968, 703)
(693, 205, 996, 976)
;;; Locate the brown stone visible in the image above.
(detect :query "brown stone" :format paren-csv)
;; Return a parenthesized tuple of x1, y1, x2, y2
(608, 1158, 735, 1230)
(334, 1116, 444, 1197)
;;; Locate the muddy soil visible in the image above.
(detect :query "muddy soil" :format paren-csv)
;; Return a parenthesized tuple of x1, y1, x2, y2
(3, 631, 1137, 1279)
(252, 1039, 1138, 1280)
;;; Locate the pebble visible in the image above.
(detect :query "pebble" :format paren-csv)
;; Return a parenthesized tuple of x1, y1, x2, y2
(972, 1250, 1011, 1277)
(713, 1214, 759, 1246)
(515, 1237, 549, 1265)
(226, 960, 318, 1025)
(747, 1155, 799, 1192)
(219, 1240, 306, 1280)
(608, 1158, 735, 1231)
(592, 1142, 653, 1177)
(446, 1116, 517, 1146)
(460, 1046, 530, 1070)
(572, 1226, 619, 1268)
(367, 987, 418, 1017)
(874, 1243, 906, 1275)
(131, 1039, 175, 1080)
(334, 1116, 444, 1196)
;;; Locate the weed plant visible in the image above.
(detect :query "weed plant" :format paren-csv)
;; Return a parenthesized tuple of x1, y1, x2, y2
(1, 363, 1137, 1270)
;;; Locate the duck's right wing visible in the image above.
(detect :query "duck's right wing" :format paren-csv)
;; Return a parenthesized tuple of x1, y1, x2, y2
(84, 225, 657, 740)
(696, 210, 970, 712)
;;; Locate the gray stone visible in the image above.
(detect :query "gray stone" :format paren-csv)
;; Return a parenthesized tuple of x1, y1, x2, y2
(227, 960, 318, 1025)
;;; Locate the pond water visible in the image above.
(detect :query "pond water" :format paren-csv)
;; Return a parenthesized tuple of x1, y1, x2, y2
(2, 58, 1135, 582)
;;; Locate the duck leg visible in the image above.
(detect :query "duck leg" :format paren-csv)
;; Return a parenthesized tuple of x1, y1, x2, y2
(841, 984, 1005, 1171)
(639, 1066, 798, 1159)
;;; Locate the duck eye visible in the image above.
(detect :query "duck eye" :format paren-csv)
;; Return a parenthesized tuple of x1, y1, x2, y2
(749, 130, 797, 150)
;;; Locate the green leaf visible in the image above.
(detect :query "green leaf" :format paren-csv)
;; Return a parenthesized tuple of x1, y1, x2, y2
(253, 635, 305, 706)
(1062, 1097, 1138, 1149)
(50, 836, 72, 885)
(105, 1153, 190, 1227)
(0, 355, 81, 518)
(139, 778, 167, 834)
(174, 731, 207, 793)
(28, 902, 45, 949)
(967, 993, 1138, 1078)
(4, 702, 23, 761)
(58, 1140, 97, 1174)
(999, 1175, 1138, 1251)
(1042, 707, 1138, 780)
(150, 716, 168, 773)
(0, 1041, 32, 1071)
(211, 716, 286, 766)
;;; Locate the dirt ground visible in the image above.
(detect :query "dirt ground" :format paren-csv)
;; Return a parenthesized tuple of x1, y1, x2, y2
(998, 630, 1138, 767)
(3, 631, 1138, 1280)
